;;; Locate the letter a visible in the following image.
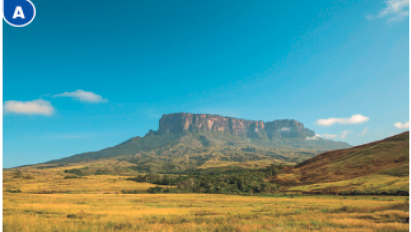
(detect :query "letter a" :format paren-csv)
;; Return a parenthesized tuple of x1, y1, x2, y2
(13, 6, 25, 19)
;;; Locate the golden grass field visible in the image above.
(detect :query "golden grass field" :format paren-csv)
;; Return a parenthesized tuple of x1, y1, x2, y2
(286, 174, 409, 194)
(3, 168, 410, 232)
(3, 192, 409, 232)
(3, 163, 158, 194)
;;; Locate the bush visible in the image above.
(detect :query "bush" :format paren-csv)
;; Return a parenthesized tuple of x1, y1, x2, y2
(121, 189, 141, 194)
(23, 175, 35, 180)
(5, 189, 22, 193)
(148, 186, 165, 193)
(64, 175, 80, 179)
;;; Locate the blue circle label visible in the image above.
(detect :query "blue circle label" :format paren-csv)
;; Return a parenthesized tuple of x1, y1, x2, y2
(4, 0, 36, 27)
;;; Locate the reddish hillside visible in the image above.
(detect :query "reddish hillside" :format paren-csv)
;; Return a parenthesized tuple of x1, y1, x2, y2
(270, 132, 409, 186)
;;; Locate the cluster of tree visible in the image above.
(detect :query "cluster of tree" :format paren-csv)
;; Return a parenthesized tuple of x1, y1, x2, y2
(128, 164, 283, 195)
(64, 165, 138, 176)
(36, 164, 67, 169)
(64, 175, 81, 179)
(5, 189, 22, 193)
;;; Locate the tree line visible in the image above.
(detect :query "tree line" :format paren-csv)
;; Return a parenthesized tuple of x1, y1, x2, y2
(127, 164, 284, 195)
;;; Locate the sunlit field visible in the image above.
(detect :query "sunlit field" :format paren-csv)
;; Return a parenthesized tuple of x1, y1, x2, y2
(3, 193, 409, 232)
(3, 161, 410, 232)
(3, 167, 156, 194)
(287, 174, 409, 195)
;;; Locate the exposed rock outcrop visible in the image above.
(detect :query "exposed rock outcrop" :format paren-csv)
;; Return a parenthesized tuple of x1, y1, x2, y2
(156, 113, 314, 139)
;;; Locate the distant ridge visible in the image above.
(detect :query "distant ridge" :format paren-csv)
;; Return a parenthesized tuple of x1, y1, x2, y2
(39, 113, 351, 173)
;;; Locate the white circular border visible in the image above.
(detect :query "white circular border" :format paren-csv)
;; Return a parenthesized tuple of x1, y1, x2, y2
(3, 0, 36, 27)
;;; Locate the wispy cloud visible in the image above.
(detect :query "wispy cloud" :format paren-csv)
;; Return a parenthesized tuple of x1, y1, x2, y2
(394, 121, 409, 129)
(341, 130, 351, 139)
(320, 131, 351, 140)
(367, 0, 409, 22)
(359, 127, 369, 136)
(323, 134, 339, 139)
(307, 130, 353, 140)
(316, 114, 369, 126)
(305, 134, 322, 140)
(54, 89, 108, 103)
(4, 99, 54, 116)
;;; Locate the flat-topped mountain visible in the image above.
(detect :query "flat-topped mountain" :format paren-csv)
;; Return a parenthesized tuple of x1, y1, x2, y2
(157, 113, 314, 138)
(37, 113, 350, 174)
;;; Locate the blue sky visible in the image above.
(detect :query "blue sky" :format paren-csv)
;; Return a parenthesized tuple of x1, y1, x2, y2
(4, 0, 409, 168)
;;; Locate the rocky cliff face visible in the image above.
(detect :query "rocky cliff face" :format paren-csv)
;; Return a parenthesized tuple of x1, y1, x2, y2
(156, 113, 315, 139)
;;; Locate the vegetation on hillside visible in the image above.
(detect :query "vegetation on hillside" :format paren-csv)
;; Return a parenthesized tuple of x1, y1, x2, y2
(5, 132, 408, 198)
(269, 132, 409, 196)
(127, 165, 282, 194)
(44, 131, 350, 174)
(2, 132, 409, 232)
(287, 174, 409, 196)
(3, 167, 156, 194)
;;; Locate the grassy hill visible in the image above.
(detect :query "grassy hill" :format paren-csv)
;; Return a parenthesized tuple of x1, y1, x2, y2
(39, 131, 350, 174)
(5, 132, 408, 197)
(10, 113, 351, 174)
(269, 132, 409, 195)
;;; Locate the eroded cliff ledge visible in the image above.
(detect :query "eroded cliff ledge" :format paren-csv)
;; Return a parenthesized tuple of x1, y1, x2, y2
(155, 113, 315, 139)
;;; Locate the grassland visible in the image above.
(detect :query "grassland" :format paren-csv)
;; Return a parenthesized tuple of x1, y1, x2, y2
(4, 167, 409, 231)
(3, 132, 409, 231)
(3, 193, 409, 232)
(269, 132, 409, 196)
(287, 174, 409, 195)
(3, 168, 156, 194)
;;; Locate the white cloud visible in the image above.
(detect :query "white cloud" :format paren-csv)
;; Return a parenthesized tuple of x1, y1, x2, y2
(367, 0, 409, 22)
(323, 134, 339, 139)
(359, 127, 369, 136)
(305, 134, 322, 140)
(316, 114, 369, 126)
(394, 121, 409, 129)
(319, 131, 351, 139)
(54, 89, 108, 103)
(4, 99, 54, 116)
(308, 131, 353, 140)
(341, 130, 351, 139)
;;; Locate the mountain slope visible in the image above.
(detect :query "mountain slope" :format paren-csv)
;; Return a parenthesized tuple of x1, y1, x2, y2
(42, 113, 350, 173)
(269, 132, 409, 195)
